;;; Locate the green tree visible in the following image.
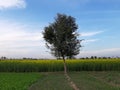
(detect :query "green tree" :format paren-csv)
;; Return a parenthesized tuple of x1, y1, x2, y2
(43, 13, 81, 73)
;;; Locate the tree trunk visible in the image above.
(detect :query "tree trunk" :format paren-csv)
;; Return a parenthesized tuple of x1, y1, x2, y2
(63, 56, 67, 74)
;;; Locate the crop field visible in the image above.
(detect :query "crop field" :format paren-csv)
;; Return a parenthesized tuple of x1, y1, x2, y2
(1, 72, 120, 90)
(0, 59, 120, 90)
(0, 73, 42, 90)
(69, 71, 120, 90)
(0, 59, 120, 72)
(26, 71, 120, 90)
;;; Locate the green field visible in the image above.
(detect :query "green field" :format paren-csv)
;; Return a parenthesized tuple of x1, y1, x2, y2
(69, 71, 120, 90)
(0, 73, 42, 90)
(1, 59, 120, 90)
(0, 72, 120, 90)
(29, 71, 120, 90)
(29, 72, 73, 90)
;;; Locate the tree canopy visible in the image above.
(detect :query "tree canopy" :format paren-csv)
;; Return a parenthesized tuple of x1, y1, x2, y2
(43, 13, 81, 59)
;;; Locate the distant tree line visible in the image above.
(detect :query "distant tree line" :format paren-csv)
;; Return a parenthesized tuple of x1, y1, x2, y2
(80, 56, 120, 59)
(0, 56, 38, 60)
(0, 56, 7, 60)
(0, 56, 120, 60)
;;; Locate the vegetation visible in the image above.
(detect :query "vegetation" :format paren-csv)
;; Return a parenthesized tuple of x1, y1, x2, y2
(1, 71, 120, 90)
(29, 72, 73, 90)
(69, 71, 120, 90)
(0, 59, 120, 72)
(0, 73, 42, 90)
(30, 71, 120, 90)
(43, 13, 81, 59)
(43, 13, 81, 73)
(1, 60, 120, 90)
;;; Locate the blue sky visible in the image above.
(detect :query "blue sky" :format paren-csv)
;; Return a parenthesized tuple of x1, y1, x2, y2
(0, 0, 120, 58)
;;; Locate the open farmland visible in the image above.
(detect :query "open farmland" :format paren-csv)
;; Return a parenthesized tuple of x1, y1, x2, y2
(29, 71, 120, 90)
(0, 59, 120, 72)
(0, 72, 120, 90)
(0, 73, 42, 90)
(1, 59, 120, 90)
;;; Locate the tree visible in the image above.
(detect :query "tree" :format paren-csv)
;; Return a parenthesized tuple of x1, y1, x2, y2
(43, 13, 81, 73)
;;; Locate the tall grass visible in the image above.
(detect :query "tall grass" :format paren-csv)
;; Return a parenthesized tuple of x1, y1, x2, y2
(0, 59, 120, 72)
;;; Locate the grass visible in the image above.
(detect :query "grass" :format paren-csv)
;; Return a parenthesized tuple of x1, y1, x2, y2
(29, 72, 73, 90)
(1, 59, 120, 90)
(0, 73, 42, 90)
(69, 71, 120, 90)
(29, 71, 120, 90)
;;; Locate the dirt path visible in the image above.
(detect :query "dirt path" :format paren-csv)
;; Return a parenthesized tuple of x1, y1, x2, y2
(65, 73, 80, 90)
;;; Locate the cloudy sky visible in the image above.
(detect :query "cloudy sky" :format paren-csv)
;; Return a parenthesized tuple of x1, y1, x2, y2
(0, 0, 120, 58)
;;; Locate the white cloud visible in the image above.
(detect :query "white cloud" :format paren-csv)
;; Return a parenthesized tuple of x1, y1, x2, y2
(79, 48, 120, 57)
(0, 0, 26, 10)
(0, 20, 47, 58)
(81, 31, 104, 37)
(0, 20, 43, 43)
(83, 39, 99, 43)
